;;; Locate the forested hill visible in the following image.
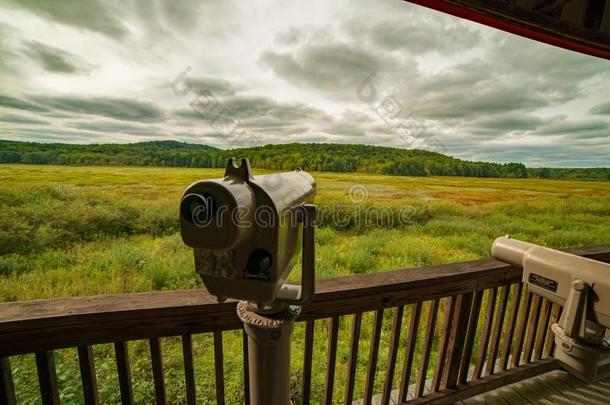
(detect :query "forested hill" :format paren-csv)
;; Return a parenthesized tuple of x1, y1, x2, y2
(0, 140, 608, 180)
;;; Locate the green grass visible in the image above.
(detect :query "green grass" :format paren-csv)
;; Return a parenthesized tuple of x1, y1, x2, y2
(1, 164, 609, 403)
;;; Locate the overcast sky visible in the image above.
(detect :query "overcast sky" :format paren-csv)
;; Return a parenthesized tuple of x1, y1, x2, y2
(0, 0, 609, 167)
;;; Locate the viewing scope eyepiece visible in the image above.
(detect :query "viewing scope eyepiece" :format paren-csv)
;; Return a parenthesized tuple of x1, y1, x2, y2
(179, 158, 316, 308)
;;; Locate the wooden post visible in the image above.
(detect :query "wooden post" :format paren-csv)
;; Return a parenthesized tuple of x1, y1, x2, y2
(0, 357, 16, 405)
(442, 293, 474, 389)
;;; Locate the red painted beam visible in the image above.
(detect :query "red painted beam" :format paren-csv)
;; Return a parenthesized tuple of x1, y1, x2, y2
(405, 0, 610, 60)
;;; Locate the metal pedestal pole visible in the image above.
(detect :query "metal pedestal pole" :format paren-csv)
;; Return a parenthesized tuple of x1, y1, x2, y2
(237, 301, 301, 405)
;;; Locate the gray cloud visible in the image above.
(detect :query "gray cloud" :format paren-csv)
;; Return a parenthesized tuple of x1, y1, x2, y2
(23, 41, 91, 74)
(591, 102, 610, 116)
(186, 77, 240, 97)
(0, 95, 48, 112)
(472, 114, 545, 132)
(32, 96, 164, 122)
(537, 120, 609, 137)
(364, 19, 480, 55)
(68, 121, 162, 136)
(0, 0, 127, 38)
(260, 42, 387, 94)
(177, 94, 326, 122)
(0, 113, 48, 125)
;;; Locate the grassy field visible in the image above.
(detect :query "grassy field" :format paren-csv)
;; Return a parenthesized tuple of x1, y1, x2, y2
(1, 164, 609, 404)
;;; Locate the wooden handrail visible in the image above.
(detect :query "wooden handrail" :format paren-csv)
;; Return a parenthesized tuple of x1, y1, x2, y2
(1, 244, 609, 405)
(0, 244, 609, 357)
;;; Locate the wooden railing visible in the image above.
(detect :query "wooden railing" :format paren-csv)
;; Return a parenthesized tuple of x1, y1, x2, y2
(1, 244, 609, 404)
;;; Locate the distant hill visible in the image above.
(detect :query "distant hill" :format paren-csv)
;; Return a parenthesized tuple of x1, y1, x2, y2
(0, 140, 608, 181)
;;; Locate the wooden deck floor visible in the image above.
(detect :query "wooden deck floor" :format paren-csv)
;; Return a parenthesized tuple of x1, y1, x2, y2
(462, 369, 610, 405)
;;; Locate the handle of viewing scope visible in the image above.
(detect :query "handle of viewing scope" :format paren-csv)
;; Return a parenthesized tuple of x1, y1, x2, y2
(276, 204, 316, 305)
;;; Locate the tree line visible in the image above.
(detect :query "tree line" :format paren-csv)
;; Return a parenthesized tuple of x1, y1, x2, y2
(0, 140, 608, 180)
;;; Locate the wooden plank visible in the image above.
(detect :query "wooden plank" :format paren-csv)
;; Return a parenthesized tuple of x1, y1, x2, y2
(544, 305, 560, 358)
(242, 330, 249, 405)
(213, 331, 225, 405)
(474, 288, 497, 379)
(399, 302, 422, 402)
(528, 370, 594, 405)
(442, 293, 473, 389)
(324, 316, 340, 405)
(534, 300, 552, 361)
(182, 335, 197, 405)
(499, 283, 523, 371)
(402, 358, 561, 405)
(509, 374, 560, 405)
(35, 351, 60, 405)
(302, 320, 314, 405)
(0, 357, 16, 405)
(523, 294, 542, 364)
(77, 346, 99, 405)
(416, 299, 440, 398)
(511, 289, 533, 368)
(486, 285, 509, 376)
(114, 341, 134, 405)
(465, 384, 530, 405)
(432, 297, 456, 392)
(364, 309, 384, 405)
(381, 306, 404, 405)
(0, 246, 607, 357)
(459, 290, 483, 384)
(149, 337, 167, 405)
(344, 312, 362, 405)
(549, 370, 610, 404)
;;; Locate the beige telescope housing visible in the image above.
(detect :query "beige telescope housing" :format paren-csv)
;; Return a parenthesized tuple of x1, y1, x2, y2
(492, 236, 610, 382)
(492, 236, 610, 328)
(180, 158, 316, 307)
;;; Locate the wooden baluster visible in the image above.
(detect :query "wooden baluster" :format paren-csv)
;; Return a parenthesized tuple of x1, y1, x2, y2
(523, 294, 542, 364)
(432, 297, 456, 392)
(415, 299, 440, 398)
(36, 351, 60, 405)
(77, 346, 100, 405)
(459, 290, 483, 384)
(544, 304, 561, 358)
(474, 288, 497, 379)
(381, 306, 404, 405)
(511, 288, 533, 368)
(364, 309, 384, 405)
(0, 357, 16, 405)
(324, 317, 340, 405)
(534, 300, 552, 361)
(114, 341, 134, 405)
(441, 293, 474, 390)
(486, 285, 509, 376)
(302, 320, 315, 405)
(242, 330, 250, 405)
(344, 313, 362, 405)
(150, 338, 167, 405)
(499, 283, 523, 371)
(213, 331, 225, 405)
(399, 302, 422, 403)
(182, 335, 197, 405)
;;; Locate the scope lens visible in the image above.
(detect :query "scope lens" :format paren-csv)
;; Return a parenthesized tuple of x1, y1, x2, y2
(181, 193, 216, 225)
(245, 249, 273, 281)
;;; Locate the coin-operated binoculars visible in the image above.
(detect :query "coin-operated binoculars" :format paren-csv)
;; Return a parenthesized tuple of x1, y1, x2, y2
(492, 236, 610, 382)
(180, 158, 316, 404)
